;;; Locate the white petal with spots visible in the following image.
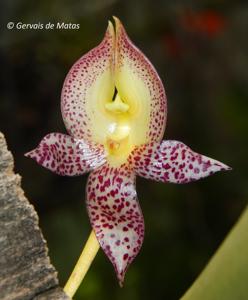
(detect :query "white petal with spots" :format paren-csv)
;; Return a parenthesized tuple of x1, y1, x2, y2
(130, 140, 231, 183)
(25, 133, 106, 176)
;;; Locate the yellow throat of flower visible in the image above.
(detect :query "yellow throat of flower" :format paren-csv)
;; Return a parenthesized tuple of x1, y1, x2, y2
(104, 93, 133, 167)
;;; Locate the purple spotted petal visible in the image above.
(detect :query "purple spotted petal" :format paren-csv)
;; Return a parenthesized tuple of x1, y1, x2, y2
(86, 163, 144, 285)
(130, 140, 231, 183)
(25, 133, 106, 176)
(61, 21, 115, 141)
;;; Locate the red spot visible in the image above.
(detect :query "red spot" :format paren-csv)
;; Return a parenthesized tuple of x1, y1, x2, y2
(194, 167, 200, 174)
(203, 160, 211, 171)
(171, 153, 178, 161)
(89, 192, 96, 199)
(99, 175, 103, 183)
(162, 163, 171, 169)
(179, 163, 185, 170)
(182, 149, 186, 160)
(104, 178, 111, 187)
(123, 254, 128, 260)
(116, 177, 123, 184)
(174, 172, 179, 179)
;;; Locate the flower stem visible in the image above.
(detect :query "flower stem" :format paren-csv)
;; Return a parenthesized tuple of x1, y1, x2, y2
(64, 230, 100, 298)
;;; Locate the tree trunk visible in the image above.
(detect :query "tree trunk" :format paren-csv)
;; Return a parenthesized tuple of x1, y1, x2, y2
(0, 132, 70, 300)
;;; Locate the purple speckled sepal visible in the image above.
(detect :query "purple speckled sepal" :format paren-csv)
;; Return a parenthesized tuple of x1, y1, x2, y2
(130, 140, 231, 183)
(25, 133, 106, 176)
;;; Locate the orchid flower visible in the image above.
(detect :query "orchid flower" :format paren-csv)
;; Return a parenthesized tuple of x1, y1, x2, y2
(25, 17, 230, 293)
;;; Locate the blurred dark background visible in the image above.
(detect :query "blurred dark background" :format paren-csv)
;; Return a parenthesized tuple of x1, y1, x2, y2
(0, 0, 247, 299)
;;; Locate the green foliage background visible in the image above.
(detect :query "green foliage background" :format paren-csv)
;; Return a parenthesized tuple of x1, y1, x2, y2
(0, 1, 247, 299)
(181, 207, 248, 300)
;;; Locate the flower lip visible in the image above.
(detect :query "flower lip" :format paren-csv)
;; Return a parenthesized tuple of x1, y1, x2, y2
(86, 163, 144, 286)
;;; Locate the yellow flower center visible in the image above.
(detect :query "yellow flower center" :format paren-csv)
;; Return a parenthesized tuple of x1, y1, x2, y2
(84, 47, 153, 167)
(104, 93, 132, 166)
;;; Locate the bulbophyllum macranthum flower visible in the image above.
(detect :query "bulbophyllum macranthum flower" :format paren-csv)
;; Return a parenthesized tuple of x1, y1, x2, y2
(25, 17, 230, 289)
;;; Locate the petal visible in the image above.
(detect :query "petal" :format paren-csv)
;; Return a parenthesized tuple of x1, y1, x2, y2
(86, 163, 144, 285)
(114, 17, 167, 145)
(61, 21, 116, 142)
(25, 133, 106, 176)
(130, 140, 231, 184)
